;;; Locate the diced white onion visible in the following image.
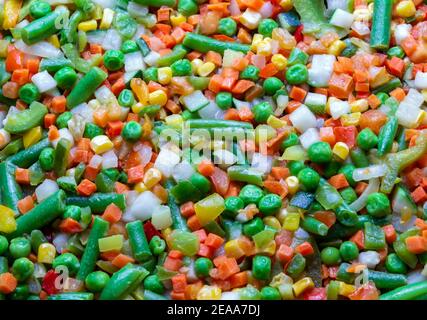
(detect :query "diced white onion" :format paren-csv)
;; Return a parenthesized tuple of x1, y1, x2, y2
(299, 127, 320, 149)
(134, 142, 153, 168)
(95, 85, 115, 104)
(289, 104, 317, 132)
(89, 154, 103, 168)
(52, 128, 74, 148)
(407, 270, 427, 285)
(329, 98, 350, 119)
(102, 150, 118, 169)
(223, 49, 245, 68)
(394, 24, 412, 45)
(31, 71, 57, 92)
(198, 101, 225, 119)
(172, 161, 195, 182)
(128, 2, 149, 18)
(214, 149, 238, 168)
(414, 72, 427, 90)
(35, 179, 59, 202)
(151, 205, 173, 230)
(15, 40, 62, 58)
(330, 9, 354, 29)
(53, 233, 69, 254)
(308, 55, 336, 87)
(143, 51, 160, 67)
(349, 178, 379, 212)
(259, 1, 273, 18)
(181, 90, 209, 112)
(102, 29, 122, 51)
(124, 51, 145, 72)
(124, 191, 162, 221)
(251, 153, 272, 174)
(358, 251, 380, 269)
(70, 103, 94, 123)
(154, 148, 181, 178)
(352, 164, 387, 181)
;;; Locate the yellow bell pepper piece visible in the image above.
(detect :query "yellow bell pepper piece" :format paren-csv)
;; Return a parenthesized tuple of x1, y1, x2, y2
(293, 277, 314, 297)
(0, 205, 17, 233)
(37, 243, 56, 264)
(23, 126, 42, 149)
(3, 0, 23, 30)
(194, 193, 225, 226)
(98, 235, 124, 252)
(197, 285, 221, 300)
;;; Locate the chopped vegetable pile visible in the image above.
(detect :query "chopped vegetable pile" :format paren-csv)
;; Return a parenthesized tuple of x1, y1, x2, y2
(0, 0, 427, 301)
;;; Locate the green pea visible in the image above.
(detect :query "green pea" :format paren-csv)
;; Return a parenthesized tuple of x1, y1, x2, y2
(285, 64, 308, 85)
(258, 194, 282, 216)
(149, 235, 166, 255)
(288, 160, 305, 176)
(118, 89, 135, 108)
(122, 121, 142, 142)
(357, 128, 378, 151)
(18, 83, 41, 104)
(243, 217, 264, 237)
(56, 111, 73, 129)
(215, 92, 233, 110)
(385, 253, 407, 274)
(281, 132, 299, 150)
(240, 65, 260, 81)
(102, 168, 120, 181)
(340, 187, 357, 204)
(143, 274, 165, 294)
(224, 196, 244, 218)
(121, 40, 139, 53)
(239, 285, 261, 300)
(297, 167, 320, 191)
(53, 252, 81, 276)
(239, 184, 264, 205)
(178, 0, 198, 16)
(63, 205, 82, 221)
(252, 101, 273, 123)
(339, 241, 359, 262)
(171, 59, 192, 76)
(308, 141, 333, 164)
(189, 172, 211, 195)
(85, 271, 110, 292)
(0, 235, 8, 255)
(218, 17, 237, 37)
(339, 164, 356, 186)
(252, 255, 271, 280)
(39, 147, 55, 171)
(103, 50, 125, 71)
(260, 286, 281, 300)
(321, 247, 341, 266)
(366, 192, 391, 217)
(143, 67, 159, 82)
(195, 257, 213, 277)
(387, 46, 405, 59)
(54, 66, 78, 89)
(12, 258, 34, 282)
(258, 18, 278, 37)
(288, 48, 309, 66)
(263, 77, 283, 96)
(10, 284, 29, 300)
(84, 123, 104, 139)
(9, 237, 31, 259)
(29, 0, 52, 19)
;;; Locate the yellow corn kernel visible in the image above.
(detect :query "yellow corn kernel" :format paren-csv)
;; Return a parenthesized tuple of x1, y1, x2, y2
(283, 212, 300, 231)
(47, 35, 60, 48)
(257, 39, 273, 56)
(0, 40, 9, 58)
(240, 8, 262, 30)
(332, 142, 350, 161)
(162, 227, 172, 240)
(285, 176, 299, 195)
(279, 0, 293, 11)
(350, 99, 369, 113)
(251, 34, 264, 51)
(263, 216, 281, 230)
(23, 126, 42, 149)
(165, 114, 183, 130)
(271, 54, 288, 71)
(98, 235, 124, 252)
(197, 285, 221, 300)
(328, 40, 346, 56)
(3, 0, 22, 30)
(197, 62, 216, 77)
(293, 277, 314, 297)
(256, 239, 276, 256)
(131, 102, 144, 114)
(341, 112, 361, 126)
(396, 0, 416, 18)
(338, 282, 356, 297)
(100, 8, 115, 29)
(90, 135, 114, 154)
(267, 115, 287, 129)
(134, 182, 148, 193)
(37, 243, 56, 264)
(78, 19, 98, 32)
(170, 13, 186, 27)
(191, 58, 204, 73)
(224, 239, 245, 259)
(143, 168, 162, 189)
(157, 67, 172, 85)
(416, 110, 426, 127)
(0, 205, 17, 233)
(148, 90, 168, 106)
